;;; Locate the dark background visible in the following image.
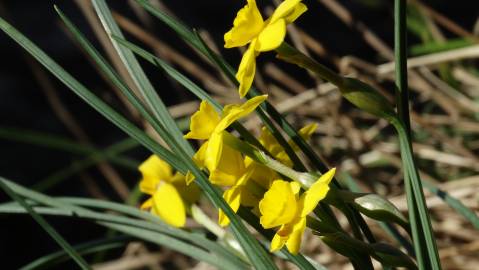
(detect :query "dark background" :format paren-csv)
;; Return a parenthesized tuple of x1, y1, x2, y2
(0, 0, 477, 268)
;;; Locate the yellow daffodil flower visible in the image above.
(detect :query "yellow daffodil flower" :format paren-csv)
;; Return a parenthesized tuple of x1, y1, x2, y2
(139, 155, 200, 228)
(260, 122, 318, 167)
(185, 95, 267, 172)
(259, 168, 336, 254)
(225, 0, 308, 97)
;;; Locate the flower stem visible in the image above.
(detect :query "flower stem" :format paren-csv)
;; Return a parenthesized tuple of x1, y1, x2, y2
(222, 132, 315, 187)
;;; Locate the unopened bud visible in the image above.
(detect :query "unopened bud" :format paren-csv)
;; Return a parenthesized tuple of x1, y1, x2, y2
(353, 193, 408, 229)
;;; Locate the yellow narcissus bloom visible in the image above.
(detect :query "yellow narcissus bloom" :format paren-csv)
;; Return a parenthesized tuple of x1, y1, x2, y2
(259, 168, 336, 254)
(260, 122, 318, 167)
(139, 155, 200, 228)
(184, 95, 267, 172)
(225, 0, 307, 97)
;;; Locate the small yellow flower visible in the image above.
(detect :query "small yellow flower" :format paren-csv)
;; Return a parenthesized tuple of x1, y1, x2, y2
(185, 95, 267, 171)
(225, 0, 308, 97)
(259, 168, 336, 254)
(139, 155, 200, 227)
(260, 122, 318, 167)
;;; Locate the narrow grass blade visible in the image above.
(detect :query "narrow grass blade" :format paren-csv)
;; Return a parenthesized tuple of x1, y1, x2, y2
(91, 0, 194, 157)
(0, 127, 138, 169)
(111, 35, 267, 151)
(56, 8, 278, 267)
(34, 138, 139, 191)
(101, 222, 244, 270)
(2, 203, 243, 270)
(0, 15, 188, 174)
(20, 236, 130, 270)
(0, 14, 278, 269)
(0, 180, 90, 269)
(394, 0, 441, 268)
(54, 6, 187, 169)
(0, 179, 249, 269)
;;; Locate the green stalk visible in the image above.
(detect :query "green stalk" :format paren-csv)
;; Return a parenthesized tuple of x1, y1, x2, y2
(391, 119, 441, 269)
(394, 1, 441, 268)
(394, 0, 411, 135)
(222, 132, 315, 187)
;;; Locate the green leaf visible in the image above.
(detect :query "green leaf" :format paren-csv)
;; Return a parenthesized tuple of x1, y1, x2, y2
(110, 35, 267, 152)
(0, 15, 187, 174)
(20, 236, 129, 270)
(0, 179, 90, 269)
(57, 7, 278, 267)
(0, 179, 249, 270)
(34, 138, 139, 191)
(1, 11, 278, 269)
(91, 0, 194, 157)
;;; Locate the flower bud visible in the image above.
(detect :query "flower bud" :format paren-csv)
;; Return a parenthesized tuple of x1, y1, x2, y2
(353, 193, 408, 229)
(340, 78, 396, 121)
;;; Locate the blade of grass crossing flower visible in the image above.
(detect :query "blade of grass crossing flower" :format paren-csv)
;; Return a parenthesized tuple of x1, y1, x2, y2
(133, 3, 372, 264)
(0, 14, 277, 268)
(192, 32, 307, 171)
(1, 203, 245, 270)
(101, 223, 245, 270)
(54, 6, 191, 171)
(0, 16, 187, 174)
(91, 0, 194, 157)
(110, 35, 267, 152)
(237, 207, 321, 270)
(0, 180, 90, 270)
(192, 30, 376, 246)
(132, 0, 307, 169)
(0, 179, 250, 269)
(20, 236, 130, 270)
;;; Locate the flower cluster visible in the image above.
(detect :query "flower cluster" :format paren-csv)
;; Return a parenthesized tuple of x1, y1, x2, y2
(181, 96, 335, 254)
(138, 155, 200, 227)
(224, 0, 307, 97)
(137, 0, 335, 255)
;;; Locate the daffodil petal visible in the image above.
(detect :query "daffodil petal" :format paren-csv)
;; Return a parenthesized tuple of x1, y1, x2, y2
(152, 182, 186, 227)
(184, 101, 220, 140)
(204, 132, 224, 171)
(285, 217, 307, 254)
(139, 176, 158, 195)
(224, 0, 264, 48)
(240, 188, 259, 207)
(270, 232, 287, 252)
(218, 186, 243, 227)
(140, 197, 153, 210)
(192, 141, 208, 169)
(248, 161, 275, 189)
(139, 155, 173, 194)
(270, 223, 294, 252)
(216, 95, 268, 132)
(208, 143, 245, 186)
(270, 0, 302, 23)
(284, 2, 307, 24)
(255, 18, 286, 52)
(298, 122, 318, 140)
(300, 168, 336, 217)
(185, 171, 195, 185)
(290, 181, 301, 195)
(259, 180, 298, 228)
(236, 43, 258, 97)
